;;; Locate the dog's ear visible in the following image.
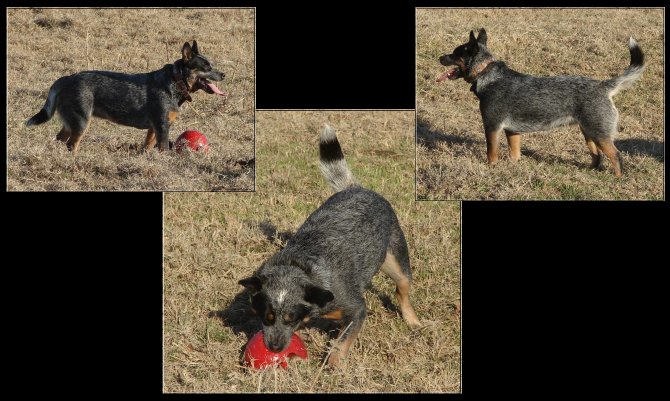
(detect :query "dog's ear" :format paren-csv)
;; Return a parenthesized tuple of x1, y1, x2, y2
(468, 30, 477, 46)
(304, 285, 334, 308)
(239, 276, 263, 293)
(476, 28, 487, 46)
(191, 40, 199, 55)
(182, 42, 193, 61)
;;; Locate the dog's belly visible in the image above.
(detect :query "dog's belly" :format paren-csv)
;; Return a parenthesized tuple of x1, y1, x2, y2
(92, 103, 152, 129)
(502, 115, 577, 133)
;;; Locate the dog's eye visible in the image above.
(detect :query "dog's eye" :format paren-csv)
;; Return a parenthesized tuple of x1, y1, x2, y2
(264, 312, 275, 325)
(283, 313, 295, 323)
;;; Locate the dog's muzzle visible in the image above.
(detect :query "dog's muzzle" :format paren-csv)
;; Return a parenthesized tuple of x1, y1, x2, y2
(193, 70, 226, 96)
(436, 54, 462, 82)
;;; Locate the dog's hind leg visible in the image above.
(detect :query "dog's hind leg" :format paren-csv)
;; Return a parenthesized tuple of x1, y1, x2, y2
(485, 128, 502, 165)
(66, 123, 91, 154)
(55, 127, 71, 143)
(381, 245, 421, 327)
(593, 137, 624, 176)
(504, 130, 521, 161)
(60, 112, 92, 154)
(580, 127, 605, 170)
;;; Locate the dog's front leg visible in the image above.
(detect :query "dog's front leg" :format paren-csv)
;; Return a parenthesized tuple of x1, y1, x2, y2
(485, 128, 501, 165)
(155, 111, 178, 151)
(155, 125, 170, 151)
(504, 130, 521, 162)
(327, 307, 366, 367)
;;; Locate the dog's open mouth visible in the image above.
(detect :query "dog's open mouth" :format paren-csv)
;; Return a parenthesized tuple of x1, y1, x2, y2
(436, 67, 461, 82)
(197, 78, 226, 96)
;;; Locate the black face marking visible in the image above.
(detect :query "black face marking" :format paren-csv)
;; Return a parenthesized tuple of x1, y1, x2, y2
(187, 55, 212, 72)
(264, 311, 275, 326)
(283, 304, 311, 325)
(250, 293, 267, 317)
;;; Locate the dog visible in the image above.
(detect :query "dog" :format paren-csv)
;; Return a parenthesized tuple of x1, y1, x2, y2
(239, 125, 421, 367)
(25, 40, 225, 153)
(437, 28, 645, 176)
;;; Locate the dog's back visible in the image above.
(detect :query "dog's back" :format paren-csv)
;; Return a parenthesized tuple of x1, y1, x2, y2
(281, 124, 408, 289)
(26, 67, 172, 130)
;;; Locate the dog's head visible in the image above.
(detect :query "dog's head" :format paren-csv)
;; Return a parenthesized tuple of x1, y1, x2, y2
(178, 40, 226, 96)
(239, 264, 334, 353)
(437, 28, 494, 83)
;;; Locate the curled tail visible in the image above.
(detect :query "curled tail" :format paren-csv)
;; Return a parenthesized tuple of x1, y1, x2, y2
(26, 80, 61, 126)
(319, 124, 358, 192)
(602, 37, 645, 97)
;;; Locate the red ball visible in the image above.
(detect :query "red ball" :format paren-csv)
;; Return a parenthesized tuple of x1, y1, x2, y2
(175, 130, 209, 153)
(243, 331, 308, 369)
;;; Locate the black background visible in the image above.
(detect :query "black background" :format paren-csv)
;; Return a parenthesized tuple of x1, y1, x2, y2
(4, 2, 667, 397)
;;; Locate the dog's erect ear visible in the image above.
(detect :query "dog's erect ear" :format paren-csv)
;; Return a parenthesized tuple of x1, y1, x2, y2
(191, 40, 199, 55)
(239, 276, 263, 293)
(476, 28, 487, 46)
(304, 285, 334, 308)
(468, 30, 477, 46)
(182, 42, 193, 61)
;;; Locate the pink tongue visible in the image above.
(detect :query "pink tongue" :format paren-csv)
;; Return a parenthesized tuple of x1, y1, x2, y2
(436, 68, 459, 82)
(436, 70, 452, 82)
(206, 82, 226, 96)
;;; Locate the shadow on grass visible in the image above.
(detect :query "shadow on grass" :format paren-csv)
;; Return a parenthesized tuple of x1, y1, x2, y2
(257, 220, 294, 246)
(416, 116, 480, 150)
(616, 138, 665, 162)
(208, 220, 291, 343)
(520, 148, 586, 169)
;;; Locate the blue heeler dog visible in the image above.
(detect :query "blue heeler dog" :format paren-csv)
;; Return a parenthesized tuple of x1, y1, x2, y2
(437, 29, 645, 176)
(26, 41, 225, 153)
(239, 125, 422, 367)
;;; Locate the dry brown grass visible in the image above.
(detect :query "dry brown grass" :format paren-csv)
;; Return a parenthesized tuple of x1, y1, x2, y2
(163, 111, 461, 393)
(7, 8, 254, 191)
(417, 8, 664, 200)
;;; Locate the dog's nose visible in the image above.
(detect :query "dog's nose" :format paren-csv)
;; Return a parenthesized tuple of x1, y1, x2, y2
(268, 342, 284, 352)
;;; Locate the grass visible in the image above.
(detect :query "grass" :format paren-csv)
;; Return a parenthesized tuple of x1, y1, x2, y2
(7, 8, 254, 191)
(163, 111, 461, 393)
(416, 8, 664, 200)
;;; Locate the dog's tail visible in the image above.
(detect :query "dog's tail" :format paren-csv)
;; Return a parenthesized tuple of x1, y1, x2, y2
(319, 124, 359, 192)
(25, 79, 62, 126)
(602, 37, 645, 97)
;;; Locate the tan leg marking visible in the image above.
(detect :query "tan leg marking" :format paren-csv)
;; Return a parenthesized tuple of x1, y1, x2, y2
(580, 126, 603, 169)
(505, 131, 521, 162)
(321, 309, 343, 320)
(485, 129, 501, 165)
(380, 251, 421, 328)
(167, 111, 179, 124)
(66, 122, 91, 154)
(594, 137, 623, 176)
(327, 324, 363, 367)
(143, 128, 157, 151)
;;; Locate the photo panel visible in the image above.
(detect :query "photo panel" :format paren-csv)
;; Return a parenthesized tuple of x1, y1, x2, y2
(163, 110, 461, 392)
(7, 8, 255, 191)
(416, 8, 663, 200)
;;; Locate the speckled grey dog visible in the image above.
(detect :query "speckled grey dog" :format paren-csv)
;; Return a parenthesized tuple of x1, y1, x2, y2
(437, 29, 645, 176)
(26, 41, 225, 153)
(239, 125, 421, 367)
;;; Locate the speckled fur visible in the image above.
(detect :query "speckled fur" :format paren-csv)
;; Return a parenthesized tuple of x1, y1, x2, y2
(239, 125, 417, 365)
(438, 29, 645, 175)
